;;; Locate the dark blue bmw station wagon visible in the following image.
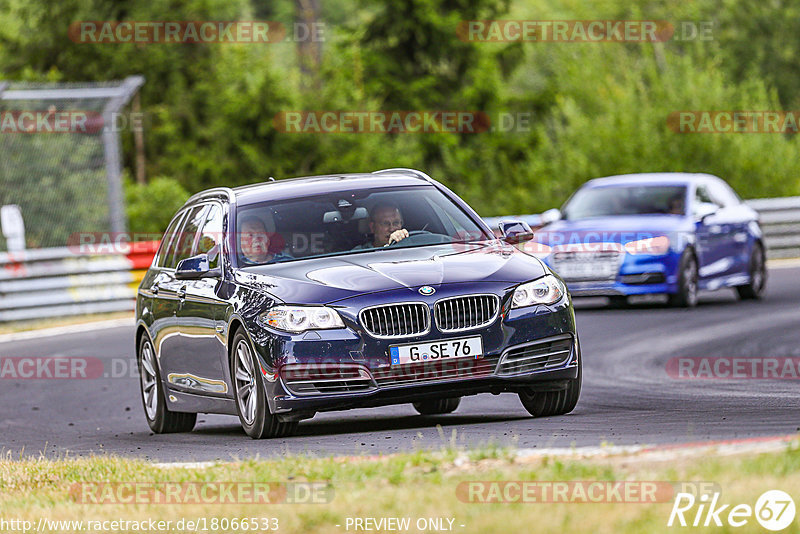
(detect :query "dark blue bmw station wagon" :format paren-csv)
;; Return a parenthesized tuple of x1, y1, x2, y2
(135, 169, 582, 438)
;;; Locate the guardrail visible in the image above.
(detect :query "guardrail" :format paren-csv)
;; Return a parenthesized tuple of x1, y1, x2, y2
(745, 197, 800, 259)
(0, 242, 158, 323)
(483, 196, 800, 260)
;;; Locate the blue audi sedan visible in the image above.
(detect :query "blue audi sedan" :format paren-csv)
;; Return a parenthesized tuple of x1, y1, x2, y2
(533, 173, 766, 307)
(135, 169, 582, 438)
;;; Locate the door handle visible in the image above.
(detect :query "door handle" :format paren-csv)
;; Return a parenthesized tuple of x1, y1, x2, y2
(177, 286, 187, 300)
(150, 283, 160, 295)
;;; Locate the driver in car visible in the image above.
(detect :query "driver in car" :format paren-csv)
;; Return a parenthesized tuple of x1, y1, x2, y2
(354, 203, 409, 249)
(668, 193, 685, 215)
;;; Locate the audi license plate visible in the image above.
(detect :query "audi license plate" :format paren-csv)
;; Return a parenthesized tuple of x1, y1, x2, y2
(389, 336, 483, 366)
(555, 261, 618, 281)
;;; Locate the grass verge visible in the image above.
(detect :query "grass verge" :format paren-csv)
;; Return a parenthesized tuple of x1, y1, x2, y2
(2, 441, 800, 533)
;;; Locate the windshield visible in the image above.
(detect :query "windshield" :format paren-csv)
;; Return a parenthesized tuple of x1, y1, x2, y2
(234, 185, 490, 266)
(562, 185, 688, 220)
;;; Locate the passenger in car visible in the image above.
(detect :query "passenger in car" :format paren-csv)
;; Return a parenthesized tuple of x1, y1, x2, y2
(238, 214, 292, 265)
(353, 202, 410, 249)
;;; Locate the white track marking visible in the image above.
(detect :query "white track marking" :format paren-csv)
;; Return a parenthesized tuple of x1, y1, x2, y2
(0, 317, 134, 344)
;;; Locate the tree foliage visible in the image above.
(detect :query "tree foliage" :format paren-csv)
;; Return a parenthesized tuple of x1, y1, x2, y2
(1, 0, 799, 239)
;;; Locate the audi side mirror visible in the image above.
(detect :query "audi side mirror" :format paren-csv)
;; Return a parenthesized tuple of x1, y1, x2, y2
(693, 202, 718, 223)
(540, 208, 561, 225)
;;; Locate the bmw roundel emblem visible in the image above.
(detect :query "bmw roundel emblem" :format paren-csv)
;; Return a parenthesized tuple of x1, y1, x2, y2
(419, 286, 436, 295)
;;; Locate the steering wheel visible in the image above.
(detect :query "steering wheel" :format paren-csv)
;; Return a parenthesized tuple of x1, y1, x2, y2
(387, 230, 433, 246)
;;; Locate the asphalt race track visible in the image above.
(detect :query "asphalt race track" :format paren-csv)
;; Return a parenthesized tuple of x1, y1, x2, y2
(1, 265, 798, 462)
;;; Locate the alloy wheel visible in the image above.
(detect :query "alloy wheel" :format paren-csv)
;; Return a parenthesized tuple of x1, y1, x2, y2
(685, 257, 698, 307)
(751, 248, 765, 291)
(234, 339, 257, 426)
(139, 340, 158, 420)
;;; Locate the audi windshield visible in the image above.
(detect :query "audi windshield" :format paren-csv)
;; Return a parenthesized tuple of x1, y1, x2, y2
(563, 185, 688, 219)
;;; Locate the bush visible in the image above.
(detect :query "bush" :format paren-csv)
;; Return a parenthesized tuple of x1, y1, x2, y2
(124, 177, 190, 235)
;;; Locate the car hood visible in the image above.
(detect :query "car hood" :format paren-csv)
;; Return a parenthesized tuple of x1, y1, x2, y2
(234, 241, 546, 305)
(536, 215, 691, 246)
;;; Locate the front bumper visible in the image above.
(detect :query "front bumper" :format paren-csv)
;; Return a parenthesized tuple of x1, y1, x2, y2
(271, 333, 579, 416)
(251, 285, 579, 416)
(549, 251, 682, 297)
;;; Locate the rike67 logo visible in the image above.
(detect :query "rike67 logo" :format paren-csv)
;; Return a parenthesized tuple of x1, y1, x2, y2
(668, 490, 796, 531)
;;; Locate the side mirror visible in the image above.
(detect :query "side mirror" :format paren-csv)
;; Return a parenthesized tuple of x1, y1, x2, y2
(540, 208, 561, 225)
(176, 253, 221, 280)
(498, 220, 535, 244)
(693, 202, 718, 222)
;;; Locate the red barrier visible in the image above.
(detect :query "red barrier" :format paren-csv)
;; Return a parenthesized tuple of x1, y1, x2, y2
(127, 240, 160, 269)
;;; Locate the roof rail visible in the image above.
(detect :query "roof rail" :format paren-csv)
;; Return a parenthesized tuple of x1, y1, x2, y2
(372, 168, 434, 183)
(185, 186, 236, 205)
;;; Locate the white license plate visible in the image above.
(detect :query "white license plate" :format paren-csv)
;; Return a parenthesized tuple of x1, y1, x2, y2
(389, 336, 483, 366)
(556, 261, 617, 281)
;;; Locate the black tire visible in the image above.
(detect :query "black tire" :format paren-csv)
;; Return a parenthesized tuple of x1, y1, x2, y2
(519, 356, 582, 417)
(607, 295, 629, 309)
(231, 329, 298, 439)
(412, 397, 461, 415)
(735, 242, 767, 300)
(137, 335, 197, 433)
(668, 250, 698, 308)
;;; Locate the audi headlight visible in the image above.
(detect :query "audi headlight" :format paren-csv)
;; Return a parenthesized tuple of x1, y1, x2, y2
(261, 306, 345, 333)
(511, 275, 565, 308)
(624, 235, 670, 255)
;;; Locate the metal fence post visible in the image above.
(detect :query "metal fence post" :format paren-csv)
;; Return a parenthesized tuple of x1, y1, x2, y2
(102, 75, 146, 235)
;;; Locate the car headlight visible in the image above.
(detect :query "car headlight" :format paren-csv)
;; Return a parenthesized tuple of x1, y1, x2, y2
(511, 275, 565, 308)
(624, 235, 670, 255)
(261, 306, 345, 333)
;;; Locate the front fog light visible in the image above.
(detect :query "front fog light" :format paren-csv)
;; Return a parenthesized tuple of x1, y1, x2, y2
(262, 306, 345, 333)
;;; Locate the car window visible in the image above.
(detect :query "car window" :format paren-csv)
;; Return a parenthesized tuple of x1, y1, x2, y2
(424, 195, 481, 239)
(706, 178, 740, 207)
(170, 205, 208, 268)
(695, 185, 721, 207)
(196, 204, 223, 269)
(563, 185, 687, 219)
(155, 211, 187, 268)
(234, 185, 490, 266)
